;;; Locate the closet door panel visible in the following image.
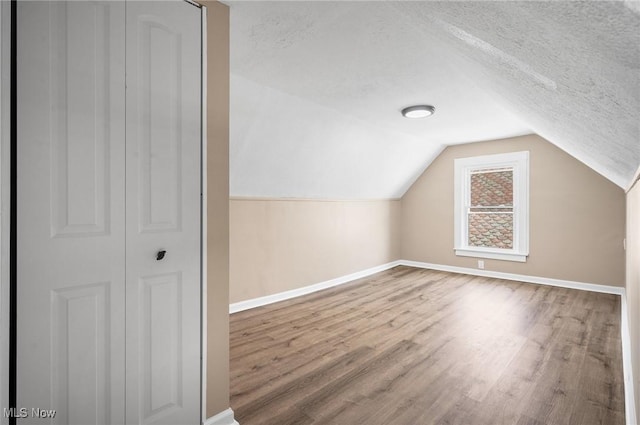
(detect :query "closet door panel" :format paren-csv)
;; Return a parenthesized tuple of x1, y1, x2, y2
(16, 1, 126, 424)
(125, 2, 202, 424)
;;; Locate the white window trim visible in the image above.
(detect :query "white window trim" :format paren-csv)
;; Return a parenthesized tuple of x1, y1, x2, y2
(454, 151, 529, 263)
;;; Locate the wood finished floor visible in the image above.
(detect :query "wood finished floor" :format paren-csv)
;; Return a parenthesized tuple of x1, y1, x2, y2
(230, 266, 625, 425)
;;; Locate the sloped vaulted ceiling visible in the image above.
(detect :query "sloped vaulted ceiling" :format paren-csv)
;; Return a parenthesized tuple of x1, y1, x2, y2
(227, 1, 640, 199)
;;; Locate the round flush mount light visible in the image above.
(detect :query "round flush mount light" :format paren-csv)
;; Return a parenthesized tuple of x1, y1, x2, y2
(401, 105, 436, 119)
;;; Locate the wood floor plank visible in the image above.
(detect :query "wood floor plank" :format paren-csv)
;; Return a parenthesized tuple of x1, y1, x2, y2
(230, 266, 625, 425)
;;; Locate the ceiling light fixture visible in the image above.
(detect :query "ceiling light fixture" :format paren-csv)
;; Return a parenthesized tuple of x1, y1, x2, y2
(401, 105, 435, 119)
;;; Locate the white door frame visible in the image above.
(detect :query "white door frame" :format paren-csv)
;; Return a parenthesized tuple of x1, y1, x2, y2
(0, 1, 12, 423)
(0, 2, 209, 423)
(199, 4, 209, 424)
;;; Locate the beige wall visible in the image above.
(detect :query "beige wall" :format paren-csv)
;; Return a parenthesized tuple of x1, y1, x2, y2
(230, 199, 401, 303)
(202, 1, 230, 418)
(626, 175, 640, 417)
(401, 134, 626, 287)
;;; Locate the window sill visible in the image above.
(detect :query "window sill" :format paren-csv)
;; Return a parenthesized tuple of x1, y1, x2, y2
(454, 248, 527, 263)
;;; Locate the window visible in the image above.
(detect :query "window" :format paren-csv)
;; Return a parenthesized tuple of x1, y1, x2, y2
(454, 151, 529, 262)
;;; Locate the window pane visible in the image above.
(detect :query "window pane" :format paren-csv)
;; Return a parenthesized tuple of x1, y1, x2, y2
(470, 169, 513, 207)
(469, 168, 514, 249)
(468, 212, 513, 249)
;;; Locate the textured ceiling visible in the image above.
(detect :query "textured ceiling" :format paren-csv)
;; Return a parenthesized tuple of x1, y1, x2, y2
(227, 1, 640, 198)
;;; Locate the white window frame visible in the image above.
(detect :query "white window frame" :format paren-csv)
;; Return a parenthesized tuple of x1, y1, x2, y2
(454, 151, 529, 262)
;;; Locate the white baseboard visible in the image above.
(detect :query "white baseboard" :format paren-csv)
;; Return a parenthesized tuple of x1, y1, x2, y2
(230, 259, 624, 313)
(204, 408, 238, 425)
(229, 260, 402, 313)
(399, 260, 625, 295)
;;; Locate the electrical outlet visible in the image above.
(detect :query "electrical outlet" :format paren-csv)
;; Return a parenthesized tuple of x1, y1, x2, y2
(478, 260, 485, 269)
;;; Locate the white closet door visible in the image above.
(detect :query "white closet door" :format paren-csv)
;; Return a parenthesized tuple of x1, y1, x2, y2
(17, 1, 127, 424)
(124, 2, 202, 424)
